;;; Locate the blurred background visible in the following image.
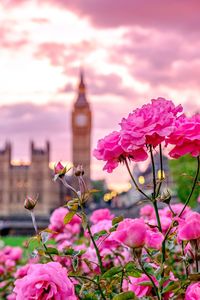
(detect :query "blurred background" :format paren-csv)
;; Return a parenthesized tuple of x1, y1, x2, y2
(0, 0, 199, 240)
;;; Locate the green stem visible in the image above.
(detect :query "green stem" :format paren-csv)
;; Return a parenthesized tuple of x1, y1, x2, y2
(69, 275, 106, 300)
(152, 201, 162, 232)
(120, 269, 124, 293)
(43, 243, 54, 262)
(195, 240, 199, 273)
(124, 158, 151, 201)
(150, 146, 162, 232)
(156, 144, 164, 197)
(138, 258, 161, 300)
(149, 145, 157, 198)
(179, 156, 200, 217)
(87, 224, 104, 274)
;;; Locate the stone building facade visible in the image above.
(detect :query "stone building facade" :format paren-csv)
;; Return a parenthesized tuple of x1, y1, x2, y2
(0, 141, 60, 216)
(0, 72, 92, 217)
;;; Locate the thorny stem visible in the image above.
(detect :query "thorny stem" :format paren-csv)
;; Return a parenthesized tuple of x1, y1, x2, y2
(124, 158, 151, 201)
(179, 156, 200, 217)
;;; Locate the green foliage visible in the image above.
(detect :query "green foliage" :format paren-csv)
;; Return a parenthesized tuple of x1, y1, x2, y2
(112, 291, 136, 300)
(169, 155, 200, 207)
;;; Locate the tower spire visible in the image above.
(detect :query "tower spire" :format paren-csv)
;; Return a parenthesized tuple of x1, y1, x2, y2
(75, 69, 88, 108)
(78, 68, 85, 95)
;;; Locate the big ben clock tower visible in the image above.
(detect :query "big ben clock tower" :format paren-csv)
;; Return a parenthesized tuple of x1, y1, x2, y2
(72, 71, 92, 184)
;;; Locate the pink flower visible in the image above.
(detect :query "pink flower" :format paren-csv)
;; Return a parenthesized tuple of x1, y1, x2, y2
(120, 98, 182, 149)
(13, 262, 77, 300)
(54, 161, 66, 175)
(168, 113, 200, 158)
(0, 246, 22, 263)
(49, 207, 81, 236)
(185, 282, 200, 300)
(124, 274, 153, 297)
(15, 264, 31, 279)
(140, 205, 154, 219)
(145, 229, 164, 250)
(93, 131, 147, 173)
(90, 208, 114, 224)
(178, 212, 200, 241)
(160, 203, 191, 220)
(111, 218, 146, 248)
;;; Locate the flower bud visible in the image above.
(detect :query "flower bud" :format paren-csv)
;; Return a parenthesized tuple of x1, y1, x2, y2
(74, 165, 84, 177)
(24, 196, 37, 211)
(54, 162, 66, 180)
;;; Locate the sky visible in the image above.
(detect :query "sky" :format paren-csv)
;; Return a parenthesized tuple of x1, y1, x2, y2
(0, 0, 200, 191)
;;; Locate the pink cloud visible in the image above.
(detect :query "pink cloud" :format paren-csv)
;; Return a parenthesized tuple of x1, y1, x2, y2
(44, 0, 200, 31)
(0, 22, 28, 51)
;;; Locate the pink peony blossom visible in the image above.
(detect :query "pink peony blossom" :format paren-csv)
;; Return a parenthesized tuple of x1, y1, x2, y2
(120, 97, 183, 149)
(90, 208, 114, 224)
(13, 262, 77, 300)
(168, 113, 200, 158)
(111, 218, 146, 248)
(93, 131, 147, 173)
(185, 282, 200, 300)
(178, 212, 200, 241)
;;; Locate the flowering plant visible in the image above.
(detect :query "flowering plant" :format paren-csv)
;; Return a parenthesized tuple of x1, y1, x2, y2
(1, 98, 200, 300)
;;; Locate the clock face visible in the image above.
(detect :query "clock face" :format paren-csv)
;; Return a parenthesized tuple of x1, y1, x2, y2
(75, 113, 87, 127)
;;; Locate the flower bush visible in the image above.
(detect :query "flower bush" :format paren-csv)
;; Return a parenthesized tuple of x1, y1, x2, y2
(0, 97, 200, 299)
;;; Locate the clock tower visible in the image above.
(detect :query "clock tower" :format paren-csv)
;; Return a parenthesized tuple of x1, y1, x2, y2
(72, 71, 92, 184)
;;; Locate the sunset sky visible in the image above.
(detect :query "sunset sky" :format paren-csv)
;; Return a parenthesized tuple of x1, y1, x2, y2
(0, 0, 200, 191)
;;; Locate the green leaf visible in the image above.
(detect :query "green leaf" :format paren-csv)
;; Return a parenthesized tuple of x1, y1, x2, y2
(124, 262, 142, 278)
(72, 256, 79, 271)
(102, 266, 122, 278)
(112, 215, 124, 226)
(64, 211, 76, 224)
(82, 294, 98, 300)
(161, 281, 180, 294)
(81, 212, 88, 230)
(112, 291, 136, 300)
(93, 230, 108, 241)
(45, 247, 59, 255)
(143, 262, 155, 275)
(138, 281, 153, 287)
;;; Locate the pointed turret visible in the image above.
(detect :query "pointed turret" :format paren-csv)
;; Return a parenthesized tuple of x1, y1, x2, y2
(75, 69, 89, 108)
